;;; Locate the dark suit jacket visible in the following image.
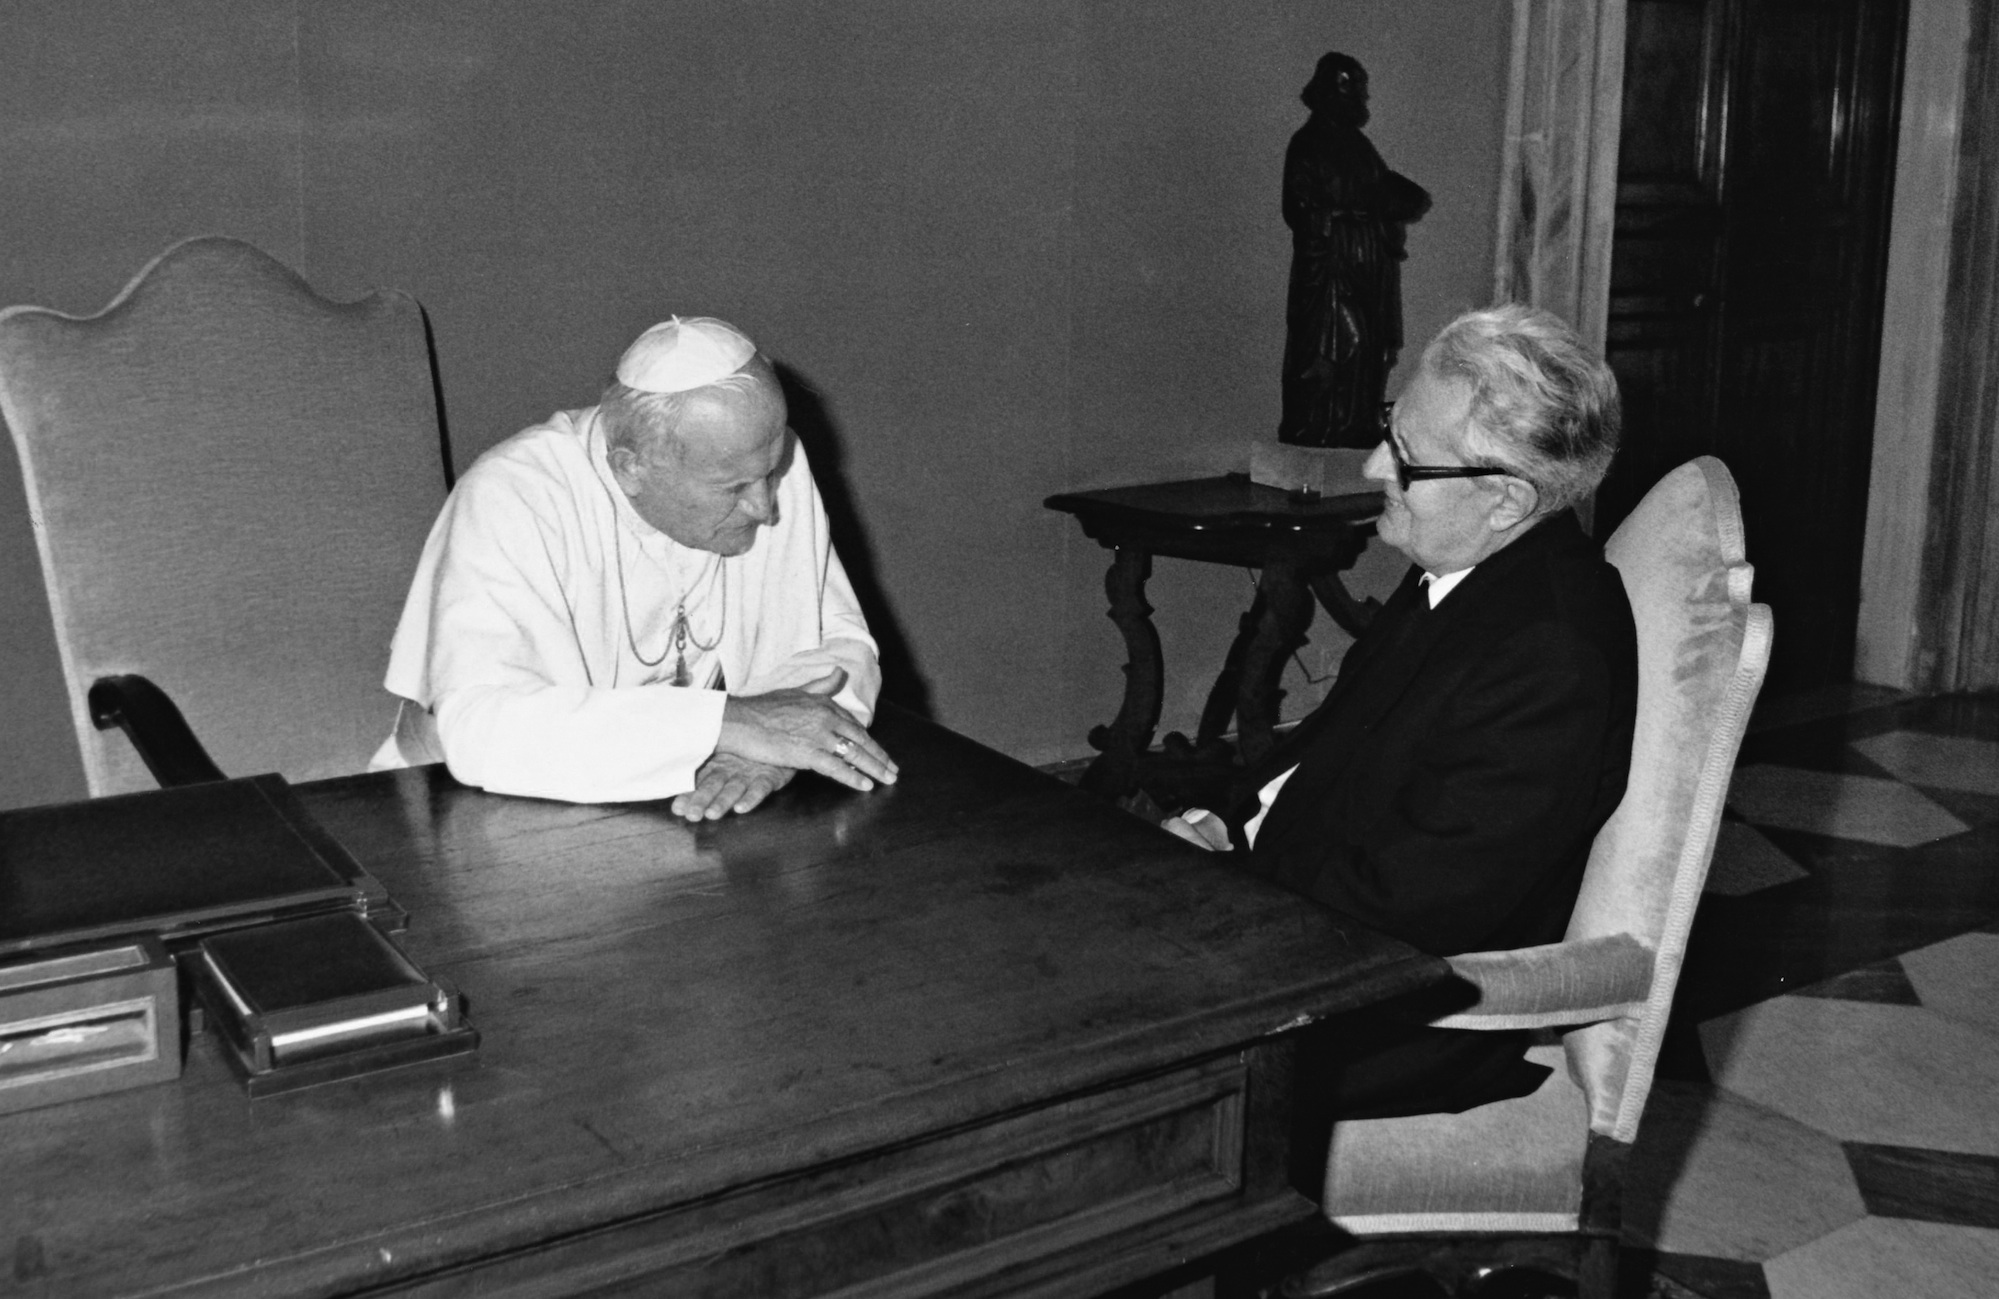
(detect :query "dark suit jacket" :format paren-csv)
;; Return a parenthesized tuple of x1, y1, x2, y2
(1229, 511, 1638, 959)
(1225, 512, 1637, 1122)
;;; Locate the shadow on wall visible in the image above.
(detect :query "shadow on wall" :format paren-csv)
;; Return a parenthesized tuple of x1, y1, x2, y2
(773, 363, 933, 719)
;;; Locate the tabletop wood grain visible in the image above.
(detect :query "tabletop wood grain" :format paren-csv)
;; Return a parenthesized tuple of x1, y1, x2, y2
(4, 709, 1439, 1297)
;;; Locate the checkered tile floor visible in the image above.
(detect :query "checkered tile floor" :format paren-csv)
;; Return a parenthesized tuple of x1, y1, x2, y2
(1619, 691, 1999, 1299)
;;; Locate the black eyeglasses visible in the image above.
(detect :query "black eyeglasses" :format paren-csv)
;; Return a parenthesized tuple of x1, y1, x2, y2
(1377, 402, 1512, 492)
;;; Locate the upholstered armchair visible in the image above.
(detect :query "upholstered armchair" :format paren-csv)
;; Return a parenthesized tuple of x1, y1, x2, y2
(1283, 457, 1774, 1298)
(0, 237, 448, 794)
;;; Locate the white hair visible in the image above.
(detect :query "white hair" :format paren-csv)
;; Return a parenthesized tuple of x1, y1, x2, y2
(1424, 305, 1622, 515)
(599, 355, 777, 461)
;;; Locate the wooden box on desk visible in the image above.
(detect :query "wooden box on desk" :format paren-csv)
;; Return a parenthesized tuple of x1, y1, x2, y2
(194, 911, 477, 1097)
(0, 937, 180, 1115)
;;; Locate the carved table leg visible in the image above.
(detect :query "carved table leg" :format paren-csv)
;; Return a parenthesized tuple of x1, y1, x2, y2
(1189, 593, 1266, 753)
(1082, 545, 1163, 800)
(1234, 561, 1315, 766)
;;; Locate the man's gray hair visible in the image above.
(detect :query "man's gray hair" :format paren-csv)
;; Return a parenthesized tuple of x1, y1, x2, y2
(598, 355, 776, 461)
(1423, 304, 1621, 515)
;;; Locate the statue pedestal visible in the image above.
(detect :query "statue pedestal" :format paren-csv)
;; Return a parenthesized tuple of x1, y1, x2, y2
(1247, 440, 1374, 498)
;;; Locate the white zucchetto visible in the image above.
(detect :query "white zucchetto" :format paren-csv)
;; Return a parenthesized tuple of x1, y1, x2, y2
(614, 317, 758, 394)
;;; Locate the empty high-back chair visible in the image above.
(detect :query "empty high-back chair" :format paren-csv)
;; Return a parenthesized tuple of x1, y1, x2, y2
(1284, 456, 1773, 1299)
(0, 237, 449, 794)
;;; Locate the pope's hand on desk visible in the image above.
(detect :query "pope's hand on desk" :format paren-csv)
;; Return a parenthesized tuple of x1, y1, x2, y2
(717, 668, 899, 793)
(1162, 809, 1232, 851)
(673, 753, 795, 820)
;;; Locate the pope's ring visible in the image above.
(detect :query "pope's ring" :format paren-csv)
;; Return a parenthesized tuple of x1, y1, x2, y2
(833, 736, 854, 758)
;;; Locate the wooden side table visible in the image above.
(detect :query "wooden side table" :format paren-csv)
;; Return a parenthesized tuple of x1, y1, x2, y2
(1046, 473, 1384, 804)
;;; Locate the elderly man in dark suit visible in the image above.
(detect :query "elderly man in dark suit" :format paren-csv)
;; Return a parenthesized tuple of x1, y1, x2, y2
(1167, 304, 1637, 1121)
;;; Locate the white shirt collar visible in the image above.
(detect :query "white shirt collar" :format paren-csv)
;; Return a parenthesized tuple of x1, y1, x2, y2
(1421, 566, 1475, 608)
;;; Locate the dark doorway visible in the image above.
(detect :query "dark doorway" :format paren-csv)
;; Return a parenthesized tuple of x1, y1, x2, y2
(1598, 0, 1909, 692)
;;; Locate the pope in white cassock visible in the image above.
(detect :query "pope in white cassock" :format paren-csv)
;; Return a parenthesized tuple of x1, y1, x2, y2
(371, 316, 897, 819)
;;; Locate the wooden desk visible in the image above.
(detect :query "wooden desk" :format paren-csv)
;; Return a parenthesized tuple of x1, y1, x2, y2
(5, 710, 1440, 1298)
(1045, 475, 1384, 803)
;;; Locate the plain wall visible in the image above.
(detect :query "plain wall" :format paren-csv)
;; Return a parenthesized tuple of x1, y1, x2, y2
(0, 0, 1508, 808)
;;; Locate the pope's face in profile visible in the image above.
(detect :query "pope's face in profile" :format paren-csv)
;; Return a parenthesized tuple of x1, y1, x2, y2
(612, 379, 792, 556)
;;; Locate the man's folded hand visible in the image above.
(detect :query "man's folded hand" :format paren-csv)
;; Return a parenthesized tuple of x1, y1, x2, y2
(672, 753, 794, 821)
(1162, 808, 1232, 851)
(716, 668, 899, 793)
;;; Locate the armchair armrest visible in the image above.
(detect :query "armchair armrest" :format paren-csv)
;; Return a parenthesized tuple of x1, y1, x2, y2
(88, 674, 227, 787)
(1424, 932, 1654, 1031)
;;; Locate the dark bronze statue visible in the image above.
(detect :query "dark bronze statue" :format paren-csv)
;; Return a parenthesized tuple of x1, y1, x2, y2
(1279, 53, 1431, 448)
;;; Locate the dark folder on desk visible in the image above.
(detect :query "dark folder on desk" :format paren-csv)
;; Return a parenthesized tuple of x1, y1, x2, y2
(0, 774, 385, 958)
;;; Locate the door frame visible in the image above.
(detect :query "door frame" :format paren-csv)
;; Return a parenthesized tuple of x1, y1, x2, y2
(1499, 0, 1994, 691)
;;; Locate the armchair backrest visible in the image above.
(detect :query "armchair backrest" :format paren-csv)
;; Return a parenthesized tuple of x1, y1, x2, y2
(0, 237, 447, 795)
(1566, 457, 1772, 1142)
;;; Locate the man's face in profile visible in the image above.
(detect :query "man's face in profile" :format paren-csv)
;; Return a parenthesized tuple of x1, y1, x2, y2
(1364, 368, 1497, 574)
(614, 380, 792, 556)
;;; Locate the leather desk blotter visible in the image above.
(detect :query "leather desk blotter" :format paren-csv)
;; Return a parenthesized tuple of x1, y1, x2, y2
(0, 774, 387, 958)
